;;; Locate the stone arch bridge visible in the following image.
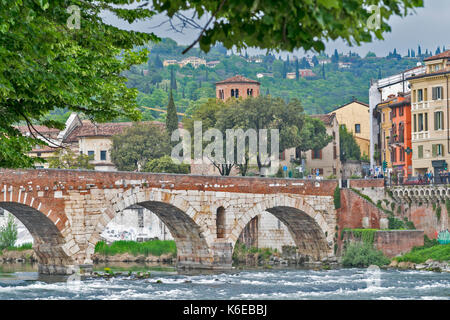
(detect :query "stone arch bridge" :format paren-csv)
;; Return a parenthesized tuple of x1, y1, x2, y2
(0, 169, 339, 274)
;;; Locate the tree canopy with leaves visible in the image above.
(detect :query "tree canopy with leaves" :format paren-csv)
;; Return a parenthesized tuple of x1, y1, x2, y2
(48, 148, 94, 170)
(152, 0, 423, 53)
(143, 155, 190, 174)
(1, 0, 423, 168)
(183, 96, 332, 176)
(110, 123, 170, 171)
(0, 0, 156, 168)
(339, 125, 361, 162)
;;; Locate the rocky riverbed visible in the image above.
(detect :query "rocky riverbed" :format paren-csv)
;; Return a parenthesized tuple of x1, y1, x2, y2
(388, 259, 450, 273)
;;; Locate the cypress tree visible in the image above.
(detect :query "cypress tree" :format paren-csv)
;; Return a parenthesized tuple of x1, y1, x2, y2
(331, 49, 339, 63)
(147, 56, 152, 72)
(154, 54, 163, 69)
(312, 56, 319, 67)
(282, 61, 287, 79)
(166, 90, 178, 142)
(170, 67, 177, 90)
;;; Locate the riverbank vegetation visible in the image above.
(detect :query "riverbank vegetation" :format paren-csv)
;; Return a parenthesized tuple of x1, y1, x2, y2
(0, 214, 18, 250)
(394, 243, 450, 264)
(232, 242, 279, 266)
(341, 229, 377, 245)
(0, 243, 32, 255)
(341, 242, 390, 267)
(94, 240, 177, 257)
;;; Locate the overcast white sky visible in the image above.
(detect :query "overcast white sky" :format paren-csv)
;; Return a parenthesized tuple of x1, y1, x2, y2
(103, 0, 450, 57)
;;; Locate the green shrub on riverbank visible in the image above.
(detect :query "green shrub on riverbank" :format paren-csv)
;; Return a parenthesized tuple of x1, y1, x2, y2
(0, 243, 32, 255)
(342, 242, 390, 267)
(94, 240, 177, 257)
(0, 214, 18, 250)
(394, 244, 450, 264)
(232, 242, 278, 264)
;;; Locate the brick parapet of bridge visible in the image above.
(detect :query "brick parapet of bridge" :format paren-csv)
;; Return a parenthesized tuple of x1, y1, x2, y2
(341, 230, 424, 258)
(0, 169, 338, 196)
(348, 179, 385, 189)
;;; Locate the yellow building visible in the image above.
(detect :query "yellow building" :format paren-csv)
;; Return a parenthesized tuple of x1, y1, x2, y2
(409, 50, 450, 176)
(328, 99, 371, 158)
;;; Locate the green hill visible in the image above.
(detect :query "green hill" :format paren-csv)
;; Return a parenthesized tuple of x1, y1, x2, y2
(48, 38, 430, 122)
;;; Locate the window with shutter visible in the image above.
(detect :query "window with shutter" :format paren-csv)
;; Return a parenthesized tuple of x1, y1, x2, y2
(418, 145, 423, 159)
(435, 112, 438, 130)
(432, 144, 437, 157)
(433, 87, 443, 100)
(438, 144, 444, 156)
(435, 111, 444, 130)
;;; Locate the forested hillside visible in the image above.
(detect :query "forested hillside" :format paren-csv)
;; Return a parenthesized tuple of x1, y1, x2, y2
(50, 38, 441, 122)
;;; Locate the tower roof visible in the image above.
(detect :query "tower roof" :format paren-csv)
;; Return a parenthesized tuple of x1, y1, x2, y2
(216, 75, 260, 85)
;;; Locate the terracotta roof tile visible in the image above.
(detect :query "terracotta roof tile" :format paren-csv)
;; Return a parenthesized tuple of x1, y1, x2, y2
(310, 114, 335, 126)
(216, 75, 260, 85)
(64, 120, 172, 143)
(424, 50, 450, 61)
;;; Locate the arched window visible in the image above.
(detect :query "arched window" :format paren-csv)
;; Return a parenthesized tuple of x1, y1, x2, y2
(216, 207, 225, 238)
(231, 89, 234, 97)
(235, 89, 239, 98)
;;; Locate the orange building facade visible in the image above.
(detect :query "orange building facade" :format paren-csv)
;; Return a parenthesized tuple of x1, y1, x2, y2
(380, 93, 413, 178)
(216, 75, 260, 101)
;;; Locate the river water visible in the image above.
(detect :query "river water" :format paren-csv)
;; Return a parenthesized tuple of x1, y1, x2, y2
(0, 264, 449, 300)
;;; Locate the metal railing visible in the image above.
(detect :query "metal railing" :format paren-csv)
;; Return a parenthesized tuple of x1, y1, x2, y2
(385, 174, 450, 186)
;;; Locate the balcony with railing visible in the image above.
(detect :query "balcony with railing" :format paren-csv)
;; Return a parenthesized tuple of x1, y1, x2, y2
(411, 101, 430, 111)
(412, 131, 430, 141)
(389, 134, 405, 146)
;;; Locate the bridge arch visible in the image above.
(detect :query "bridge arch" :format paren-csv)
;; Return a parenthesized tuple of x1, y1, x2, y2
(0, 201, 74, 274)
(99, 188, 213, 268)
(230, 195, 332, 261)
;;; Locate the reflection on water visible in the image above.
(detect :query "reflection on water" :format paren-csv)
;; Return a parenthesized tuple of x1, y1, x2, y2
(0, 263, 38, 273)
(0, 263, 449, 300)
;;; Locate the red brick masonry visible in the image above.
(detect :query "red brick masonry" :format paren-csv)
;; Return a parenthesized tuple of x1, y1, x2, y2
(342, 230, 424, 258)
(374, 230, 424, 258)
